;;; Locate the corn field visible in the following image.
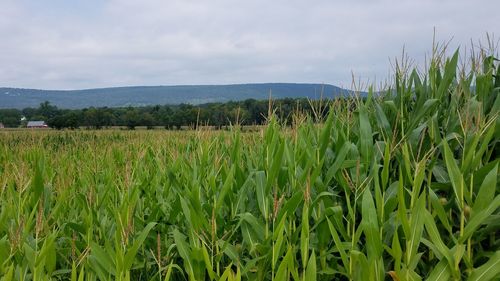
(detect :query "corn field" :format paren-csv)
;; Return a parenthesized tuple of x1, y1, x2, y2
(0, 49, 499, 281)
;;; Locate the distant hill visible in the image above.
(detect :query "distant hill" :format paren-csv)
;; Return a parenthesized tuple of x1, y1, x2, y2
(0, 83, 356, 109)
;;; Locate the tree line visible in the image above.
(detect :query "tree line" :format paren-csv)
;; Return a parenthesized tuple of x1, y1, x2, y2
(0, 98, 336, 129)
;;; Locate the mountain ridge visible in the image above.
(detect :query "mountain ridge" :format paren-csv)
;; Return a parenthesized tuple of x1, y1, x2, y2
(0, 83, 356, 109)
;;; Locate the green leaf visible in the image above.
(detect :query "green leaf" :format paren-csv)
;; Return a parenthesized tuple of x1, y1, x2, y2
(90, 242, 116, 276)
(172, 229, 194, 277)
(275, 246, 293, 281)
(468, 251, 500, 281)
(216, 165, 235, 212)
(0, 237, 11, 267)
(423, 210, 451, 262)
(426, 259, 451, 281)
(42, 235, 57, 274)
(255, 171, 269, 220)
(2, 265, 14, 281)
(319, 110, 334, 157)
(407, 195, 426, 266)
(442, 138, 468, 207)
(326, 216, 349, 273)
(267, 140, 285, 190)
(437, 50, 459, 99)
(32, 159, 44, 204)
(460, 195, 500, 243)
(474, 163, 498, 213)
(325, 142, 351, 185)
(362, 189, 382, 258)
(351, 250, 370, 281)
(272, 213, 287, 270)
(374, 103, 392, 140)
(428, 189, 452, 234)
(124, 222, 156, 270)
(359, 106, 373, 166)
(301, 204, 310, 268)
(304, 249, 317, 281)
(71, 262, 77, 281)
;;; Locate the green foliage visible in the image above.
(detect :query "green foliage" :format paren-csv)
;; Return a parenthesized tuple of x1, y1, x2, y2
(1, 98, 337, 129)
(0, 109, 21, 128)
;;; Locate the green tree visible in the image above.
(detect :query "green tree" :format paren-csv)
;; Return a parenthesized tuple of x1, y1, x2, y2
(0, 109, 22, 127)
(37, 101, 59, 120)
(84, 108, 112, 129)
(141, 113, 155, 129)
(124, 109, 140, 129)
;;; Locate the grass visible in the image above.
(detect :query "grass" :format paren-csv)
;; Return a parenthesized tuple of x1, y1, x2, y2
(0, 46, 499, 281)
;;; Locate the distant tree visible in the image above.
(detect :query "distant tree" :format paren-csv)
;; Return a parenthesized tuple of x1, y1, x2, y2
(0, 109, 22, 127)
(159, 106, 173, 129)
(84, 108, 112, 129)
(141, 113, 155, 129)
(171, 110, 184, 130)
(124, 109, 140, 129)
(21, 108, 37, 120)
(210, 104, 227, 129)
(171, 104, 196, 129)
(38, 101, 59, 120)
(47, 111, 79, 130)
(178, 104, 197, 128)
(244, 99, 267, 125)
(47, 115, 66, 130)
(30, 115, 47, 123)
(6, 97, 335, 130)
(65, 111, 80, 129)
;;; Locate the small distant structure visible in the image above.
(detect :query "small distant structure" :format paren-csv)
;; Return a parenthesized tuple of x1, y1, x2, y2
(27, 121, 48, 128)
(0, 123, 4, 129)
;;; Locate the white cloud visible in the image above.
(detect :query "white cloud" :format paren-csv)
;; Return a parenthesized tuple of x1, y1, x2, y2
(0, 0, 498, 89)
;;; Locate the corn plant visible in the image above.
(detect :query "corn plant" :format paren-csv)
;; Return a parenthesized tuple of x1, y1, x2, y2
(0, 46, 499, 281)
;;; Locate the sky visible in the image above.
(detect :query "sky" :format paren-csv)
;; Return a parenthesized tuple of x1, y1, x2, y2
(0, 0, 498, 90)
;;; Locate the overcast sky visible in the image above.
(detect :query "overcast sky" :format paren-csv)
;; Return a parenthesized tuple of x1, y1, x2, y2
(0, 0, 498, 90)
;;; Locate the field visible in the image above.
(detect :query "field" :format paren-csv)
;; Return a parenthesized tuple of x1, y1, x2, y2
(0, 50, 499, 281)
